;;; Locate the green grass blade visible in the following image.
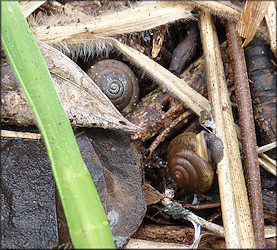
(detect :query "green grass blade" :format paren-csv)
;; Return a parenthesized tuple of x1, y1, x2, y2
(1, 1, 115, 248)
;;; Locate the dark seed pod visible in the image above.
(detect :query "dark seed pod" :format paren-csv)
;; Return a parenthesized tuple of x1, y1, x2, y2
(87, 59, 139, 114)
(169, 21, 199, 74)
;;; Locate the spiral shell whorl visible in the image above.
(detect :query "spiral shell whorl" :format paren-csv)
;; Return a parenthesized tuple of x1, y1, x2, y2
(167, 132, 214, 194)
(87, 59, 139, 113)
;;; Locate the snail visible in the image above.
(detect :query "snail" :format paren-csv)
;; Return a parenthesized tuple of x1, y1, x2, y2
(167, 131, 224, 193)
(87, 59, 139, 114)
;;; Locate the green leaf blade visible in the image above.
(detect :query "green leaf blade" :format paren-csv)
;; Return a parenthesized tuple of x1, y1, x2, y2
(1, 1, 115, 248)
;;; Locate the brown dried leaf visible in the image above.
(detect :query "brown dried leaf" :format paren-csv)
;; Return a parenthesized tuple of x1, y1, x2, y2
(1, 42, 141, 133)
(144, 183, 165, 205)
(78, 128, 146, 248)
(236, 1, 271, 47)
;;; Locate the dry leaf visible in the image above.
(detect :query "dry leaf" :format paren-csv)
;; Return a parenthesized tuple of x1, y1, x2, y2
(144, 183, 165, 205)
(236, 1, 271, 47)
(1, 41, 141, 133)
(77, 128, 146, 248)
(190, 1, 269, 43)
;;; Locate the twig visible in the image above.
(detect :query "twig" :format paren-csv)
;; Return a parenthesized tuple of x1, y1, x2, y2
(162, 201, 225, 238)
(258, 153, 277, 176)
(199, 10, 256, 248)
(265, 225, 277, 239)
(1, 129, 42, 139)
(226, 19, 265, 249)
(126, 238, 189, 249)
(258, 142, 277, 154)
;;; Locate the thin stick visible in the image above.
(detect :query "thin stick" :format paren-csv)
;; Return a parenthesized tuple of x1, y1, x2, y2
(265, 226, 277, 238)
(226, 19, 265, 249)
(258, 142, 276, 154)
(258, 153, 277, 176)
(1, 129, 42, 140)
(260, 152, 276, 166)
(162, 200, 225, 238)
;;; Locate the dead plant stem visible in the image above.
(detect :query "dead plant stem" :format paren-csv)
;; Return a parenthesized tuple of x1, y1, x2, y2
(225, 20, 266, 249)
(199, 10, 256, 248)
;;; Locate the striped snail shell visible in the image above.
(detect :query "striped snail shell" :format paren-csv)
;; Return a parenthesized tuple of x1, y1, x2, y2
(87, 59, 139, 114)
(167, 131, 223, 193)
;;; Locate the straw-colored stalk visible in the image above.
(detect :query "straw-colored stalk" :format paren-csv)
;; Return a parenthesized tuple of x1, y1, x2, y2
(236, 1, 271, 47)
(111, 38, 210, 116)
(265, 1, 276, 58)
(19, 0, 46, 18)
(199, 10, 256, 248)
(31, 1, 195, 45)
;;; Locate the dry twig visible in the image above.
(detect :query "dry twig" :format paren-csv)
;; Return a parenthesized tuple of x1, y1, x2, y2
(162, 201, 225, 238)
(258, 142, 277, 154)
(1, 130, 42, 140)
(226, 20, 265, 248)
(258, 153, 277, 176)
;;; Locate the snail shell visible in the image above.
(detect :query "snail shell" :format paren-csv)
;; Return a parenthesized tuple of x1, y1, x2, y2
(167, 131, 221, 194)
(87, 59, 139, 114)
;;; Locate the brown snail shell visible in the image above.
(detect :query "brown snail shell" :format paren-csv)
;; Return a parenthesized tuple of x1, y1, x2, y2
(167, 131, 222, 194)
(87, 59, 139, 114)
